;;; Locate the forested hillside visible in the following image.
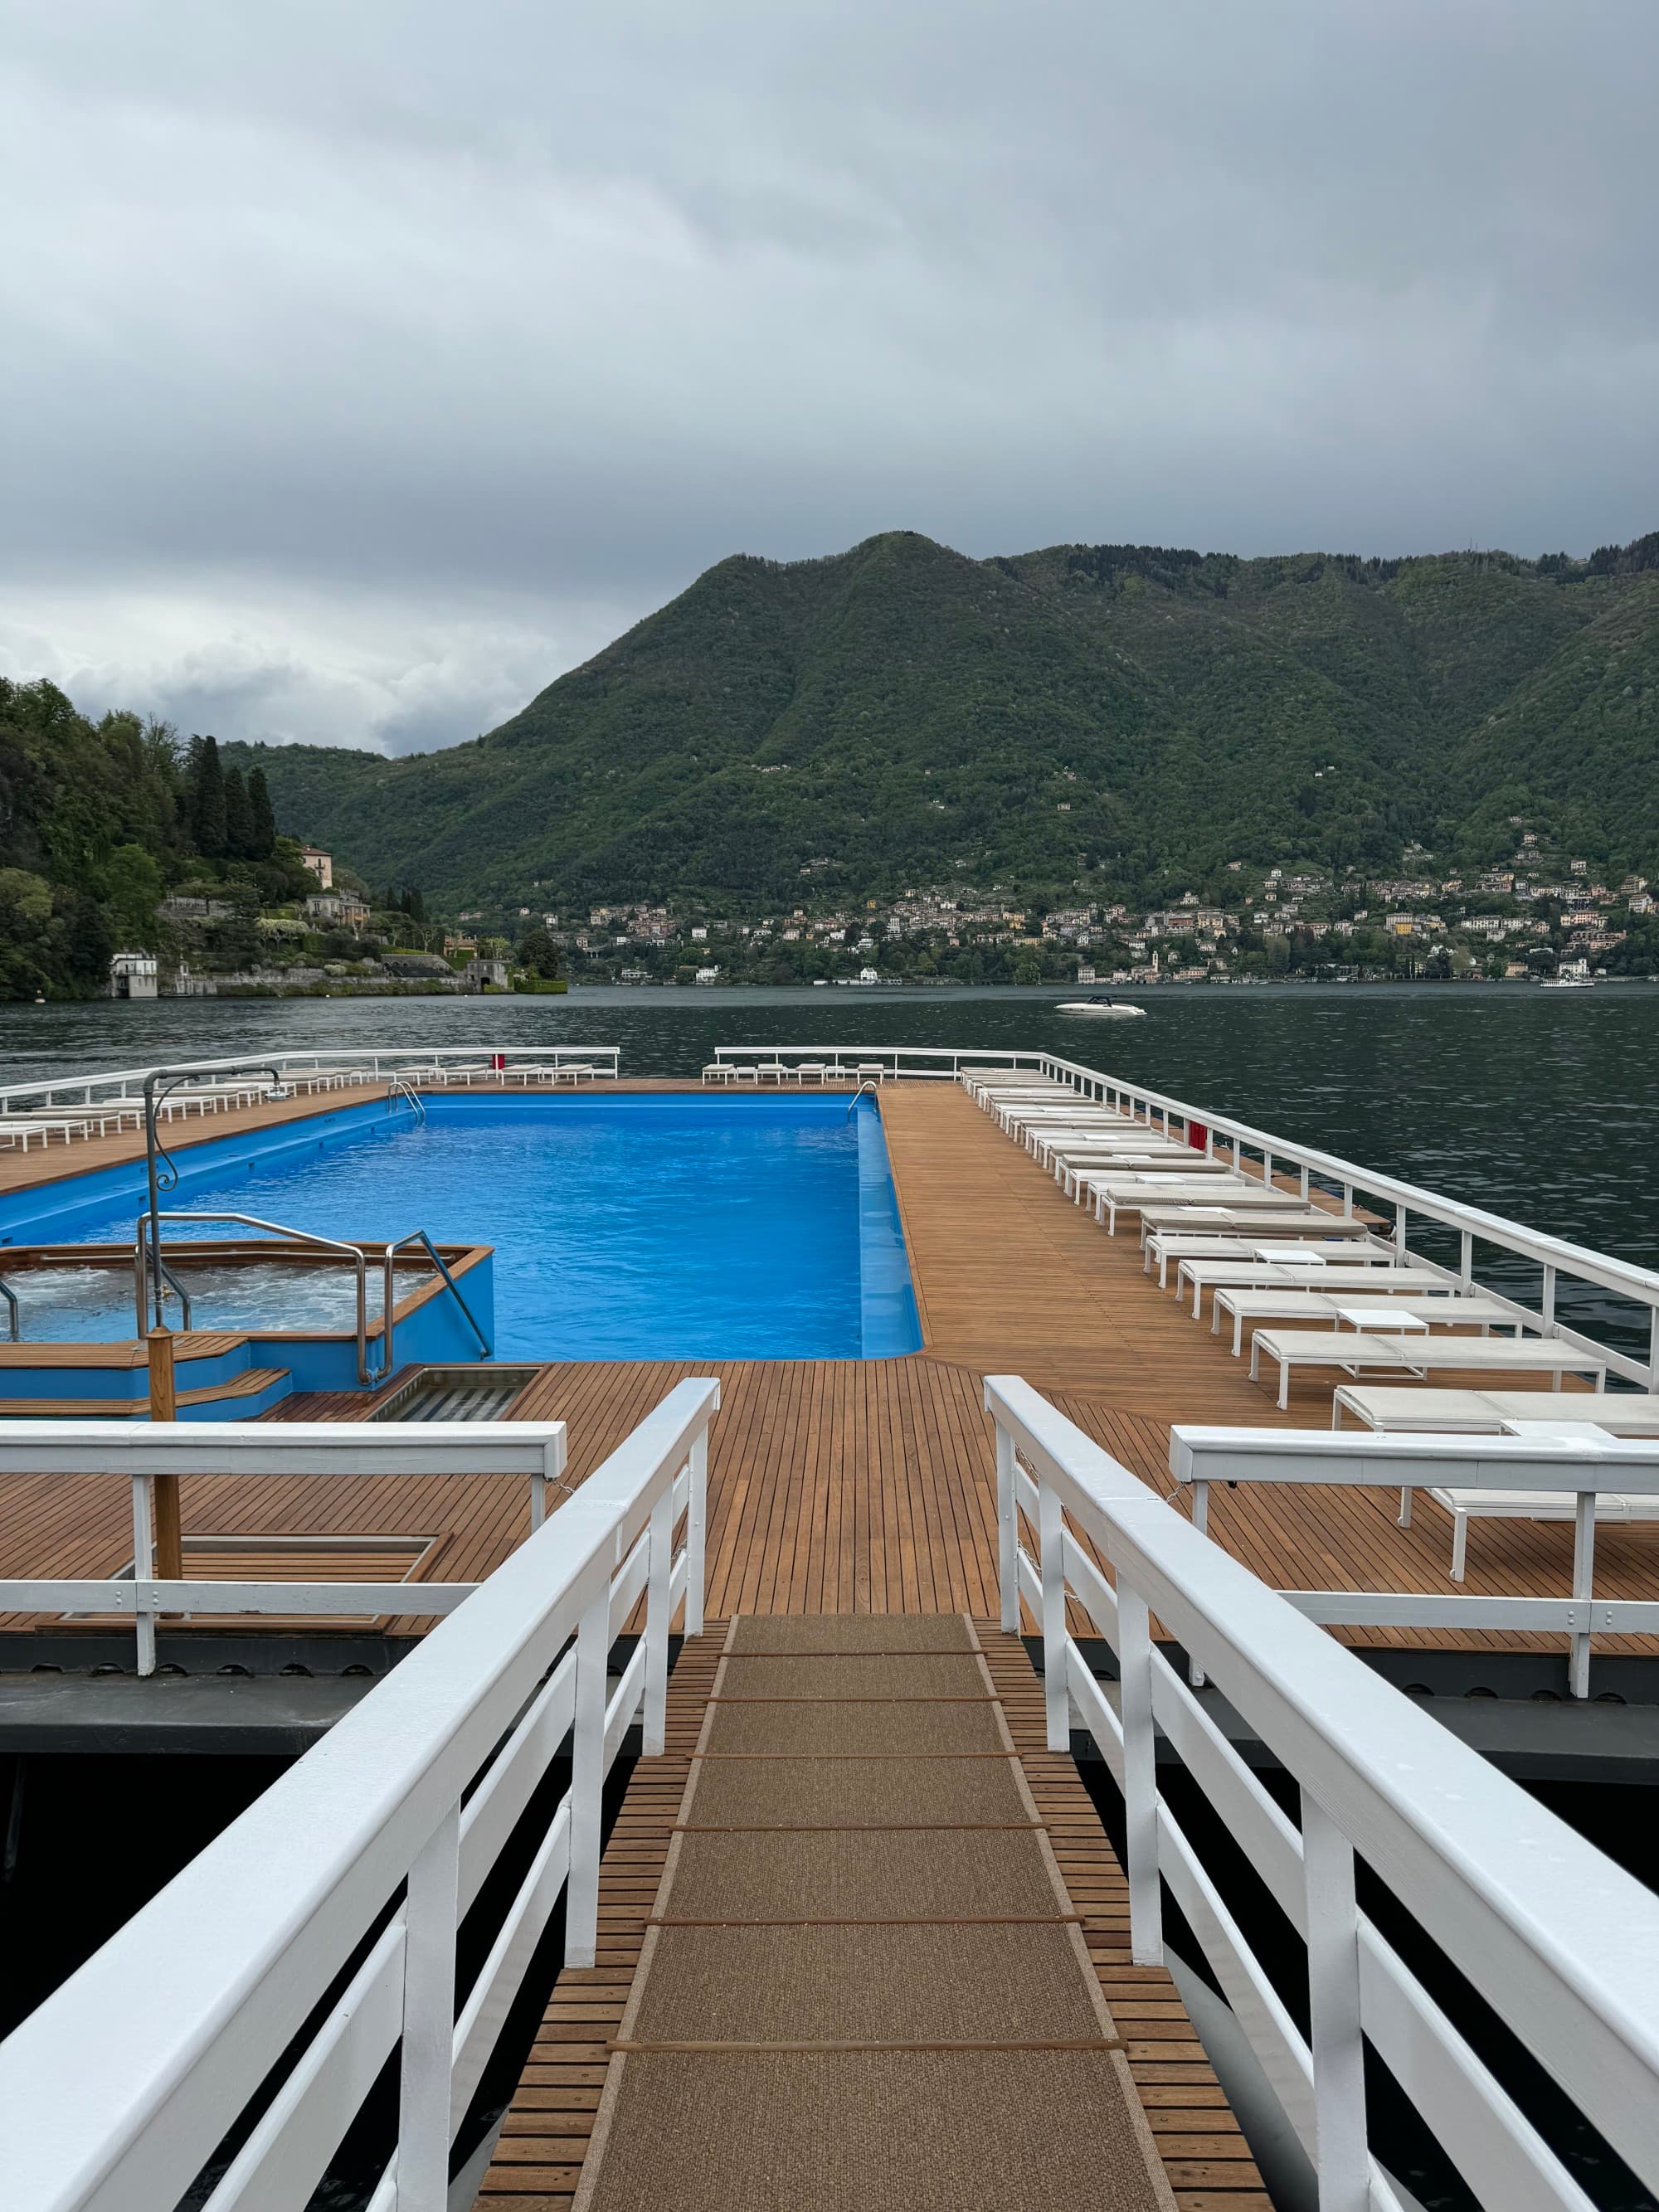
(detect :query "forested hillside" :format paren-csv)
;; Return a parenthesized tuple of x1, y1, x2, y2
(182, 527, 1659, 907)
(0, 678, 309, 998)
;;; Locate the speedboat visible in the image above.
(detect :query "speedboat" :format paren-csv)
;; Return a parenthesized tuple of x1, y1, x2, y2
(1056, 994, 1147, 1017)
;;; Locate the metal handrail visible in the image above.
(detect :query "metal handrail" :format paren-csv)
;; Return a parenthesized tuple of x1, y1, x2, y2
(380, 1229, 492, 1375)
(134, 1211, 374, 1383)
(0, 1269, 17, 1344)
(845, 1078, 881, 1120)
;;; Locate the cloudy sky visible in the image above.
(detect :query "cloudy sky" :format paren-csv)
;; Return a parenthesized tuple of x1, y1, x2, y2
(3, 0, 1655, 754)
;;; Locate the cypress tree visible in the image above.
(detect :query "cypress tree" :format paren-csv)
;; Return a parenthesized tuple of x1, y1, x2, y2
(247, 766, 277, 858)
(223, 767, 255, 859)
(191, 734, 227, 858)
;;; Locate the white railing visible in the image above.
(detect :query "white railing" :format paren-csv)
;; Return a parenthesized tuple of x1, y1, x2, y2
(961, 1049, 1659, 1392)
(0, 1046, 620, 1120)
(988, 1373, 1659, 2212)
(0, 1421, 569, 1674)
(1170, 1424, 1659, 1696)
(0, 1376, 717, 2212)
(713, 1044, 1048, 1081)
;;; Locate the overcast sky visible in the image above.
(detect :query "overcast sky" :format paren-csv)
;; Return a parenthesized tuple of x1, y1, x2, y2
(3, 0, 1656, 755)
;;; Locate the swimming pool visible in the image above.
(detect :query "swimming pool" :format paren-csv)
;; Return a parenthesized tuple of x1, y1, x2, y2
(3, 1096, 922, 1361)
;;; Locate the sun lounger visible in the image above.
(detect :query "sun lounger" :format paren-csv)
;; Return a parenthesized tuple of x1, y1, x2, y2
(0, 1107, 146, 1147)
(1248, 1328, 1608, 1410)
(1175, 1258, 1447, 1319)
(1056, 1152, 1213, 1195)
(1137, 1207, 1379, 1252)
(1331, 1387, 1659, 1435)
(1211, 1288, 1526, 1356)
(1144, 1224, 1392, 1283)
(154, 1084, 277, 1117)
(1083, 1178, 1293, 1232)
(703, 1062, 737, 1085)
(1059, 1153, 1234, 1196)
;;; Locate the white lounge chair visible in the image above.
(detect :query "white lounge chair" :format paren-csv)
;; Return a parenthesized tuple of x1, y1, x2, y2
(703, 1062, 737, 1086)
(1248, 1328, 1608, 1411)
(1144, 1224, 1393, 1284)
(1137, 1206, 1381, 1249)
(1210, 1288, 1527, 1357)
(1332, 1387, 1659, 1435)
(1176, 1258, 1447, 1320)
(1401, 1430, 1659, 1580)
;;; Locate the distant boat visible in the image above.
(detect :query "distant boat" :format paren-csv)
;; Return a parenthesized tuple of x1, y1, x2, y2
(1540, 975, 1594, 990)
(1056, 995, 1147, 1018)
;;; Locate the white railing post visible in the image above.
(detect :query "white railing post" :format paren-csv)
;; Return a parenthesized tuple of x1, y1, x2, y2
(1460, 1230, 1474, 1291)
(684, 1430, 707, 1637)
(1039, 1475, 1068, 1751)
(1394, 1204, 1408, 1260)
(1571, 1490, 1596, 1699)
(532, 1431, 564, 1534)
(1117, 1580, 1163, 1966)
(1649, 1305, 1659, 1396)
(565, 1583, 609, 1967)
(1301, 1792, 1370, 2212)
(395, 1801, 460, 2212)
(643, 1482, 672, 1756)
(996, 1421, 1019, 1634)
(131, 1471, 158, 1678)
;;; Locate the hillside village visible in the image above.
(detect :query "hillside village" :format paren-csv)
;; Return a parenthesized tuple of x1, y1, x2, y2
(428, 816, 1656, 988)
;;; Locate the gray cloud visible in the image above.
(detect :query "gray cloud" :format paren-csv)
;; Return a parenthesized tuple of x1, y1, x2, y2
(2, 0, 1656, 752)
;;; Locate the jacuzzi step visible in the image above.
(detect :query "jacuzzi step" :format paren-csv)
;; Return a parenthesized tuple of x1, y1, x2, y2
(0, 1367, 295, 1420)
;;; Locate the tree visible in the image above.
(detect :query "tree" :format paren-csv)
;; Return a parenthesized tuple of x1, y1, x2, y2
(189, 735, 227, 858)
(247, 767, 277, 858)
(517, 927, 562, 979)
(223, 767, 255, 859)
(60, 890, 113, 983)
(101, 843, 163, 942)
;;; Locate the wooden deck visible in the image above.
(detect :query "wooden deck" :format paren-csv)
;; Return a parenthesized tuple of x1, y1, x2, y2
(2, 1077, 1655, 1650)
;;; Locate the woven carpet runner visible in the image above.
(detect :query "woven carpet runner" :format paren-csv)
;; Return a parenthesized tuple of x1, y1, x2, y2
(572, 1614, 1172, 2210)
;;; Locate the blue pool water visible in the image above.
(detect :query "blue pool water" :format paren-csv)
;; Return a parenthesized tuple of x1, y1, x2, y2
(18, 1096, 921, 1361)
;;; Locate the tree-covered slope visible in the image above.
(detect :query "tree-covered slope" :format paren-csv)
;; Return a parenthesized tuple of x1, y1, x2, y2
(224, 529, 1659, 905)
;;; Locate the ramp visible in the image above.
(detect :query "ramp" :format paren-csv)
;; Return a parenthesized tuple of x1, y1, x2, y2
(476, 1617, 1262, 2209)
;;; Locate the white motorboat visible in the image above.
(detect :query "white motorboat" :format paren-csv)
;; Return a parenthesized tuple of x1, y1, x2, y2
(1056, 995, 1147, 1018)
(1539, 975, 1595, 989)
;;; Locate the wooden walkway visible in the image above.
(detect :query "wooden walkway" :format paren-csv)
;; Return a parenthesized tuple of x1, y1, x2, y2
(474, 1621, 1263, 2212)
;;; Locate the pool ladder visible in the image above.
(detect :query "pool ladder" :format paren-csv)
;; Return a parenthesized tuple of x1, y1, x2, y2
(0, 1267, 17, 1343)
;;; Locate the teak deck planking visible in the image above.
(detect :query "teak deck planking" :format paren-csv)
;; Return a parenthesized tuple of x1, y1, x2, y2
(2, 1077, 1654, 1650)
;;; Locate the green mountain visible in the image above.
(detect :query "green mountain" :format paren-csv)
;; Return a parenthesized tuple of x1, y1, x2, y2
(224, 529, 1659, 907)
